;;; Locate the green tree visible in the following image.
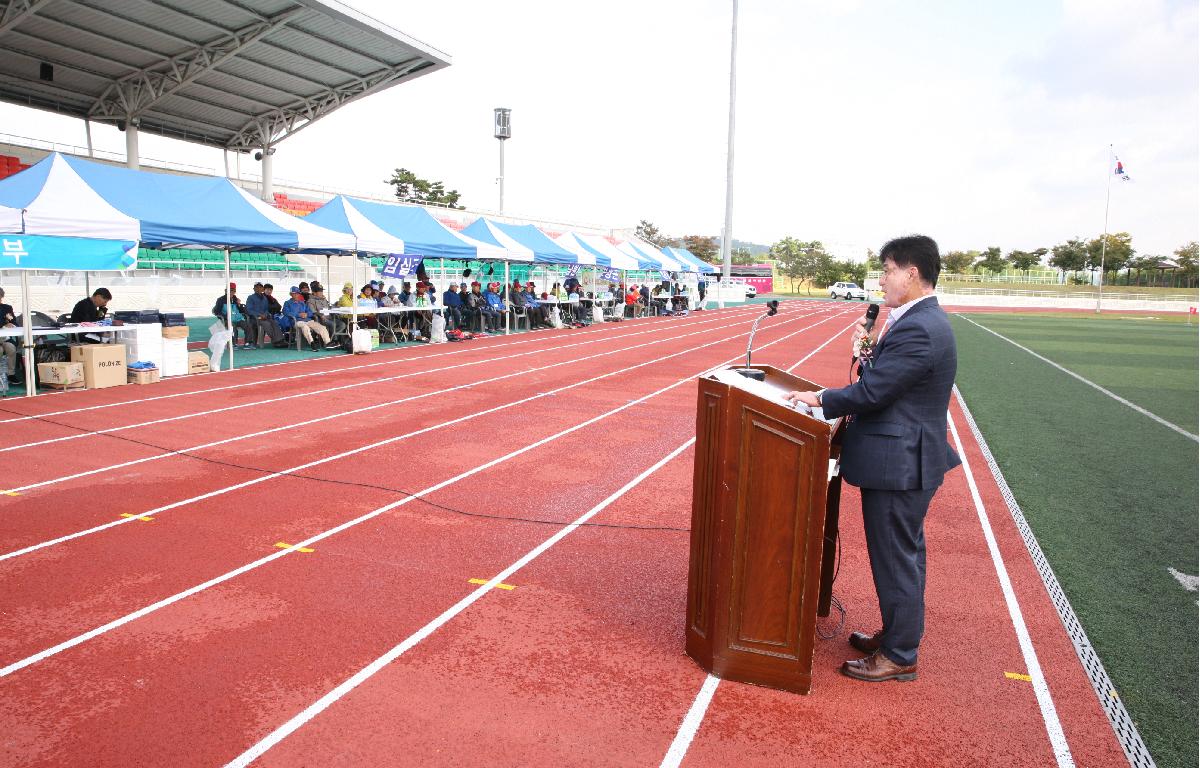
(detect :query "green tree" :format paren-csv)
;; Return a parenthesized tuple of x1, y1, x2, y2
(1174, 241, 1198, 288)
(768, 238, 832, 294)
(941, 250, 974, 275)
(681, 235, 719, 264)
(1086, 232, 1133, 281)
(1126, 255, 1159, 286)
(769, 236, 805, 292)
(731, 246, 756, 266)
(865, 248, 882, 272)
(842, 259, 867, 284)
(385, 167, 463, 208)
(1006, 249, 1041, 276)
(975, 246, 1007, 275)
(636, 220, 669, 248)
(1050, 238, 1087, 282)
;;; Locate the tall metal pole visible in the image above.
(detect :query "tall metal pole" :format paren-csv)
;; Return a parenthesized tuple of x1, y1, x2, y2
(224, 248, 234, 372)
(720, 0, 739, 284)
(498, 140, 505, 215)
(21, 270, 35, 397)
(1095, 144, 1112, 315)
(504, 261, 511, 335)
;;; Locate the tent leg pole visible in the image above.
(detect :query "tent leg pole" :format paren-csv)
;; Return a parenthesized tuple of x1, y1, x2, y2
(351, 252, 359, 351)
(224, 248, 233, 372)
(21, 271, 35, 397)
(504, 262, 510, 336)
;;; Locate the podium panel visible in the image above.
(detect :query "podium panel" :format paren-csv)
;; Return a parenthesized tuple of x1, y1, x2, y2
(686, 365, 840, 695)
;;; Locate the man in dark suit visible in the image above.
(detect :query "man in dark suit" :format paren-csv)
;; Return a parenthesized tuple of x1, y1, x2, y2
(785, 235, 959, 683)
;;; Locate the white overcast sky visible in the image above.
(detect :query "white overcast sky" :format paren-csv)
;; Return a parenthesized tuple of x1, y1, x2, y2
(2, 0, 1197, 259)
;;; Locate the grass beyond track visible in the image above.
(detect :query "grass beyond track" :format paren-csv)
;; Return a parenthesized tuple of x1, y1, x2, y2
(950, 311, 1199, 768)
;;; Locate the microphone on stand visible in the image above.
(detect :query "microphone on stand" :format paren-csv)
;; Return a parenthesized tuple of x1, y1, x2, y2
(735, 300, 780, 381)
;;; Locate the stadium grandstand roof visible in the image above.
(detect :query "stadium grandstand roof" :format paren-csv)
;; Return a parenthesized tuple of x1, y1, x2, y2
(0, 0, 450, 151)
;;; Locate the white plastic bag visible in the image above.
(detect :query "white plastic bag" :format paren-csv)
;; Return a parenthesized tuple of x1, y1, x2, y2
(430, 313, 448, 344)
(592, 306, 603, 323)
(549, 308, 563, 329)
(352, 328, 373, 354)
(207, 325, 232, 371)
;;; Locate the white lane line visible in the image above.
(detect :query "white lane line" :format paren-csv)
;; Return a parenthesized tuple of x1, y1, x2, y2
(660, 674, 721, 768)
(0, 309, 829, 561)
(226, 437, 698, 768)
(0, 306, 844, 678)
(786, 319, 859, 373)
(0, 307, 766, 454)
(0, 305, 758, 426)
(957, 314, 1198, 443)
(1, 308, 800, 495)
(947, 410, 1076, 768)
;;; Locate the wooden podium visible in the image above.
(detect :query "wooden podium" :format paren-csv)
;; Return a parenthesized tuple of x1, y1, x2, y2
(685, 364, 843, 695)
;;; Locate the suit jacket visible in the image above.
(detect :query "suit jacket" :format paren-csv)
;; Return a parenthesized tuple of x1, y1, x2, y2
(819, 296, 960, 491)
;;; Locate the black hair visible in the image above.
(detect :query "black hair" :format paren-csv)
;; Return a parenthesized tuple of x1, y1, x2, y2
(880, 235, 941, 287)
(263, 283, 273, 290)
(93, 288, 112, 300)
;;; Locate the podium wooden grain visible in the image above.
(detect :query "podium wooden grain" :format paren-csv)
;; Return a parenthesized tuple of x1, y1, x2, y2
(685, 364, 842, 695)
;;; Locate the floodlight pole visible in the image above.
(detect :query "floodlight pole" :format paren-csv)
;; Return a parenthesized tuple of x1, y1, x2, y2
(719, 0, 739, 284)
(494, 108, 511, 215)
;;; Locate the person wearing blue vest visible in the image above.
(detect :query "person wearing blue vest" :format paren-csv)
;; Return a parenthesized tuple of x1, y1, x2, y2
(442, 283, 464, 330)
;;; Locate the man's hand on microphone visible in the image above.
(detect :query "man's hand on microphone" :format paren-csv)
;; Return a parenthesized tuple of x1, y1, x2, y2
(784, 390, 821, 408)
(850, 320, 870, 357)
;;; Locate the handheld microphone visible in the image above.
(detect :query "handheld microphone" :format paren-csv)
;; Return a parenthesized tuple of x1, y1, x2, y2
(863, 302, 879, 333)
(736, 301, 781, 381)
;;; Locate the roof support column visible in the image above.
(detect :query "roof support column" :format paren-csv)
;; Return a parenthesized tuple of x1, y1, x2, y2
(124, 119, 140, 169)
(260, 146, 274, 202)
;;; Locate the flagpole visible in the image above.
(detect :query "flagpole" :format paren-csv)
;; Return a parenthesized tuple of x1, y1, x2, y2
(1095, 144, 1112, 314)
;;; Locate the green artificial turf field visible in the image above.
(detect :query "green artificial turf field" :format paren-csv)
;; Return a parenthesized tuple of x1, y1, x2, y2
(951, 312, 1199, 768)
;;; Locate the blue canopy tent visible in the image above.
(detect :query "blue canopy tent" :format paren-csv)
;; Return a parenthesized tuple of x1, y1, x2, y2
(461, 219, 575, 264)
(0, 153, 358, 391)
(663, 246, 716, 275)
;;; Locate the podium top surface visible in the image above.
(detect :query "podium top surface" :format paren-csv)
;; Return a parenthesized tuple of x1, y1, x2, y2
(703, 365, 839, 429)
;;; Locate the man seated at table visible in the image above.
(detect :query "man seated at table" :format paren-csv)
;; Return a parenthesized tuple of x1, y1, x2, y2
(70, 287, 111, 324)
(408, 283, 434, 340)
(484, 282, 507, 329)
(245, 282, 284, 348)
(284, 286, 334, 349)
(442, 283, 464, 330)
(566, 285, 587, 324)
(521, 282, 551, 328)
(0, 286, 17, 385)
(307, 282, 337, 340)
(624, 285, 643, 318)
(467, 282, 499, 332)
(213, 282, 254, 348)
(651, 284, 669, 316)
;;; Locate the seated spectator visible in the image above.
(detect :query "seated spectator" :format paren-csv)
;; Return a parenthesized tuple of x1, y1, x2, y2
(467, 282, 500, 331)
(565, 286, 587, 324)
(213, 282, 253, 348)
(70, 287, 111, 324)
(564, 275, 581, 294)
(651, 284, 669, 315)
(398, 282, 413, 306)
(298, 281, 311, 302)
(356, 285, 378, 328)
(307, 283, 337, 340)
(245, 282, 284, 347)
(410, 283, 433, 339)
(484, 282, 506, 330)
(284, 286, 333, 349)
(335, 282, 355, 308)
(442, 283, 464, 330)
(0, 286, 16, 385)
(624, 286, 643, 318)
(521, 282, 551, 328)
(263, 284, 283, 315)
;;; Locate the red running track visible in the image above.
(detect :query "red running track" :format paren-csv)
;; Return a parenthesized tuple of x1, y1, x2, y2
(0, 301, 1127, 767)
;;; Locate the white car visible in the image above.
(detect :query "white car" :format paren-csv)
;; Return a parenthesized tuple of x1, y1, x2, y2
(829, 281, 867, 300)
(744, 284, 757, 298)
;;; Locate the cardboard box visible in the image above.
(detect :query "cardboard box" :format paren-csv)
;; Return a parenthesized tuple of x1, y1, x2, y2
(37, 362, 85, 390)
(127, 367, 160, 385)
(187, 350, 210, 374)
(69, 343, 128, 389)
(161, 326, 190, 339)
(161, 337, 188, 376)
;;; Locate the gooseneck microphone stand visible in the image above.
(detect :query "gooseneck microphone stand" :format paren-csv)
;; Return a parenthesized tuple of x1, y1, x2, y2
(734, 300, 780, 381)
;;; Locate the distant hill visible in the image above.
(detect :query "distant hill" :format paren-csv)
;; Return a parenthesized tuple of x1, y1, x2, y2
(732, 239, 771, 256)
